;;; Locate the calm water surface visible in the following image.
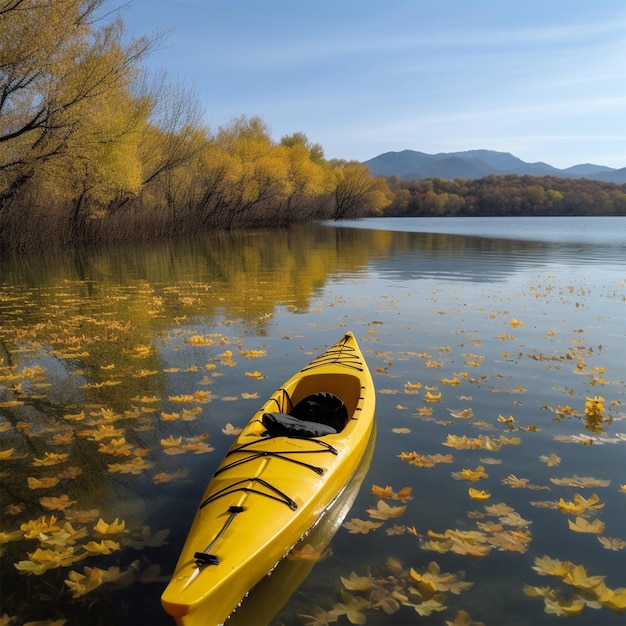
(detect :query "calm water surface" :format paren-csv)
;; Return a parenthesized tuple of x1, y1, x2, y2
(0, 218, 624, 625)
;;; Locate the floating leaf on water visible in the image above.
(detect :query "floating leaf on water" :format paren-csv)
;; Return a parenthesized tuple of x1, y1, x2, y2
(194, 390, 215, 403)
(222, 423, 243, 435)
(530, 500, 560, 510)
(543, 596, 586, 616)
(411, 561, 474, 595)
(63, 410, 85, 421)
(98, 438, 133, 457)
(183, 406, 203, 419)
(27, 477, 60, 490)
(153, 469, 190, 484)
(93, 518, 125, 538)
(370, 484, 394, 499)
(160, 435, 183, 449)
(20, 516, 61, 539)
(415, 407, 433, 417)
(424, 391, 442, 403)
(160, 412, 181, 421)
(39, 495, 77, 511)
(366, 500, 406, 520)
(550, 475, 611, 488)
(398, 451, 453, 467)
(531, 555, 570, 577)
(452, 466, 489, 482)
(558, 493, 604, 516)
(497, 414, 515, 424)
(403, 381, 422, 394)
(0, 448, 15, 460)
(244, 370, 266, 379)
(14, 547, 84, 574)
(168, 394, 194, 403)
(83, 540, 120, 556)
(597, 536, 626, 551)
(479, 457, 502, 465)
(443, 434, 483, 450)
(108, 457, 154, 473)
(132, 369, 159, 378)
(539, 453, 561, 467)
(567, 516, 605, 534)
(239, 349, 267, 359)
(468, 488, 491, 501)
(483, 502, 515, 516)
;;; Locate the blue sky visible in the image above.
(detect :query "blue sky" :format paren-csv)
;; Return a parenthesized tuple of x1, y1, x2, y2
(115, 0, 626, 168)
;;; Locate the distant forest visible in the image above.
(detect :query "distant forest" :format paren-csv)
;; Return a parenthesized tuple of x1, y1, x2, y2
(1, 2, 623, 254)
(382, 175, 626, 217)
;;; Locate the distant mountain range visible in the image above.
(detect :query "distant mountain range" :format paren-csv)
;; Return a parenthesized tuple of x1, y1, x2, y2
(363, 149, 626, 184)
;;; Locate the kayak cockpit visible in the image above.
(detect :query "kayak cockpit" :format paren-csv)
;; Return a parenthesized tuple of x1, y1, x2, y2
(262, 390, 348, 437)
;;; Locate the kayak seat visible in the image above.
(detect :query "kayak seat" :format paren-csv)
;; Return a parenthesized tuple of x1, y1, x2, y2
(290, 392, 349, 432)
(263, 392, 349, 438)
(262, 412, 337, 438)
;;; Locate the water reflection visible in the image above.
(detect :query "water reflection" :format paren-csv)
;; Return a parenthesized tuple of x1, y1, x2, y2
(4, 223, 624, 301)
(0, 221, 624, 626)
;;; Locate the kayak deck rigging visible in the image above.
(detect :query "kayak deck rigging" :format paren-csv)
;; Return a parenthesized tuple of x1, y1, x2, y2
(300, 339, 363, 373)
(214, 437, 337, 478)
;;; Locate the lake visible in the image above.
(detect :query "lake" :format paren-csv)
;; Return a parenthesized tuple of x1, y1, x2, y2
(0, 217, 624, 625)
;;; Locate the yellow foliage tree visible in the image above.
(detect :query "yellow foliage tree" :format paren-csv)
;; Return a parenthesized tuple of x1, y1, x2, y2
(330, 161, 393, 220)
(0, 0, 154, 238)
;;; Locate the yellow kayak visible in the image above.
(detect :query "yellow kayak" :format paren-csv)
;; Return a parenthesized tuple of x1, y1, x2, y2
(161, 332, 376, 625)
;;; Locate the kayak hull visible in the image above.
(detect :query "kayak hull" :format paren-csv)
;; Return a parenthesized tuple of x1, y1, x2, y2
(161, 332, 376, 625)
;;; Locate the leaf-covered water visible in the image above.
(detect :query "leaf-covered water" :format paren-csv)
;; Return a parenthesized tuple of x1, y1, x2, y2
(0, 219, 624, 625)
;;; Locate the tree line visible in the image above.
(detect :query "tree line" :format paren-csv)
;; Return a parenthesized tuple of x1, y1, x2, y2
(0, 0, 391, 252)
(383, 174, 626, 217)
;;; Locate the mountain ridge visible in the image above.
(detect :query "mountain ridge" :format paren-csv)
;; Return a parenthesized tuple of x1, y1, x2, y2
(363, 149, 626, 184)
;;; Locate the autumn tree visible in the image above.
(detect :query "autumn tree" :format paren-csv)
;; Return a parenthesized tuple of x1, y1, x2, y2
(277, 133, 334, 223)
(330, 161, 392, 220)
(111, 74, 207, 216)
(0, 0, 155, 243)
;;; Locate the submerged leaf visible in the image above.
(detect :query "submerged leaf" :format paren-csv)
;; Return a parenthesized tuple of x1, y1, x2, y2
(288, 543, 332, 562)
(341, 571, 374, 592)
(342, 518, 383, 534)
(445, 610, 486, 626)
